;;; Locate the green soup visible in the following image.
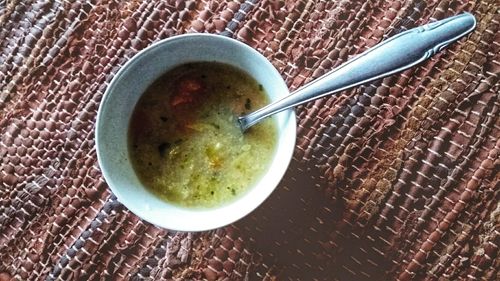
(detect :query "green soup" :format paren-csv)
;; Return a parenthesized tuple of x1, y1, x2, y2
(128, 62, 277, 208)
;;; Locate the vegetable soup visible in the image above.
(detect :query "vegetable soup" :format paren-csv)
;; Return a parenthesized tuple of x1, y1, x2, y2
(129, 62, 277, 208)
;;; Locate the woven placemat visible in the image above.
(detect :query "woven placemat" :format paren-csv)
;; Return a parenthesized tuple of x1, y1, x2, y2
(1, 0, 499, 280)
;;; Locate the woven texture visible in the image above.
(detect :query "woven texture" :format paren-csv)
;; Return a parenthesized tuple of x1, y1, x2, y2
(1, 0, 499, 280)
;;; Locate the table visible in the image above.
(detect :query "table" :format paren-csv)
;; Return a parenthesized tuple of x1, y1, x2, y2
(0, 0, 498, 280)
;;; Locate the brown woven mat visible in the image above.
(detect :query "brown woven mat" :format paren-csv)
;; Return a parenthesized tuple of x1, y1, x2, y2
(1, 0, 499, 280)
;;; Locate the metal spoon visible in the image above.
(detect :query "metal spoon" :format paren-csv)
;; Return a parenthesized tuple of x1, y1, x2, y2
(238, 13, 476, 132)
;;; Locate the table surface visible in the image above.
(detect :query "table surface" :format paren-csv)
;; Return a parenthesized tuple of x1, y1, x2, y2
(1, 0, 499, 280)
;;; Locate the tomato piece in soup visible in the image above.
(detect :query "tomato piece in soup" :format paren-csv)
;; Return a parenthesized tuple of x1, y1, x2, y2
(170, 77, 205, 107)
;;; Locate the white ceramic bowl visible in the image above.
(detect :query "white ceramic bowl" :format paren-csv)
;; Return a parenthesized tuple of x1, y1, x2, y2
(96, 34, 296, 231)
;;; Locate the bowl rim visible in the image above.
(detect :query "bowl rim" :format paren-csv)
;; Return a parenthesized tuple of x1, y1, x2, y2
(95, 33, 297, 231)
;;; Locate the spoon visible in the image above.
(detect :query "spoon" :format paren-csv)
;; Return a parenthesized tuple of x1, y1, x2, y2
(238, 13, 476, 132)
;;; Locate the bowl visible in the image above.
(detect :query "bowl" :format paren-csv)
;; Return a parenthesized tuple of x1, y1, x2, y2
(96, 34, 296, 231)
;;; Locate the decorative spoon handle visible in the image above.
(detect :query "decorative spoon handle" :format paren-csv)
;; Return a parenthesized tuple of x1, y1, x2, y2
(238, 13, 476, 131)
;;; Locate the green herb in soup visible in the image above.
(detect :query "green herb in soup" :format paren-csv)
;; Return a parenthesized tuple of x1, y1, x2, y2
(128, 62, 277, 208)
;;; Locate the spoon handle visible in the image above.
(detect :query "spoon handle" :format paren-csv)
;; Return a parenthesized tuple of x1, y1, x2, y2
(239, 13, 476, 131)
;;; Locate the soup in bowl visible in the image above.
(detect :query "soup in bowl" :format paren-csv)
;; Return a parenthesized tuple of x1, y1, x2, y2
(96, 34, 296, 231)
